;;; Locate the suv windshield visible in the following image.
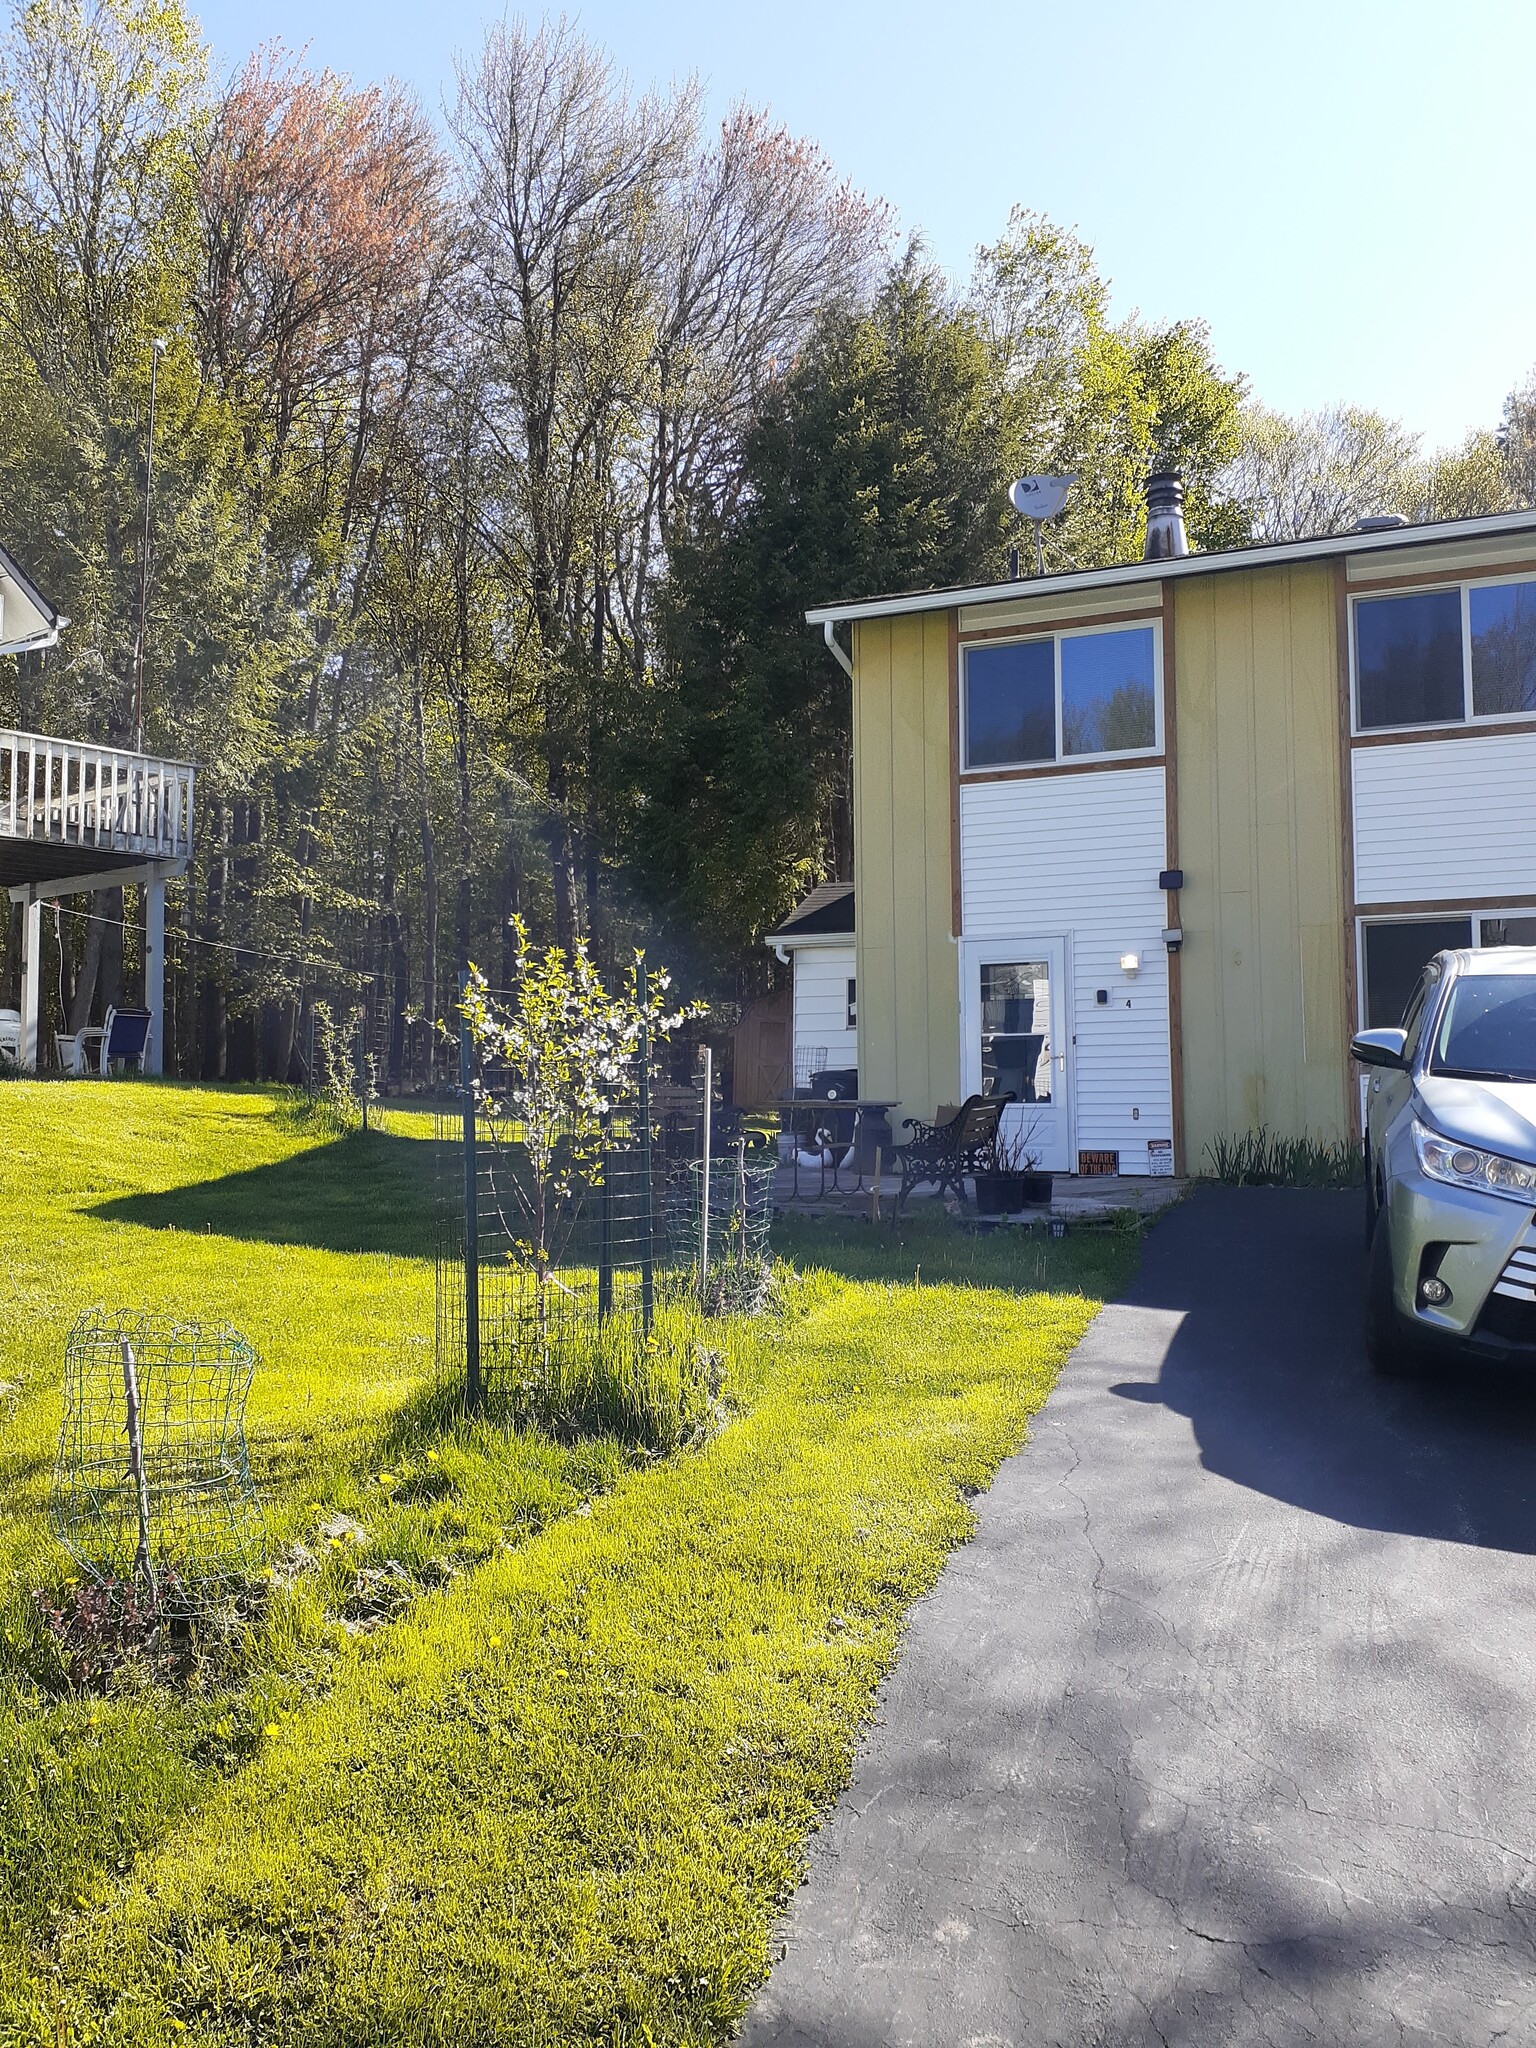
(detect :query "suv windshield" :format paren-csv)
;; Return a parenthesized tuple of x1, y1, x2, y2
(1429, 975, 1536, 1083)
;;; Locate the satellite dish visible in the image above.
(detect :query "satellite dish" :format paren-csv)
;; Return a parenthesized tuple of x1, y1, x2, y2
(1009, 474, 1076, 574)
(1010, 475, 1075, 522)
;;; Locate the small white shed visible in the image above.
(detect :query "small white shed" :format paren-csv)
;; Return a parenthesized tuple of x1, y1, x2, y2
(766, 882, 857, 1090)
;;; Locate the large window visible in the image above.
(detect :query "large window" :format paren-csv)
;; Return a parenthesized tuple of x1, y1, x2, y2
(963, 623, 1158, 770)
(1361, 911, 1536, 1029)
(1362, 917, 1472, 1028)
(1354, 574, 1536, 732)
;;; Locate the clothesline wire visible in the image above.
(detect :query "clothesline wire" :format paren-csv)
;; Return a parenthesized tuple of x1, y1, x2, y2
(45, 898, 378, 986)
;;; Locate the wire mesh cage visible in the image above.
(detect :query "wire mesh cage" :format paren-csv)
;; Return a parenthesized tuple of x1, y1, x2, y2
(667, 1147, 777, 1315)
(792, 1043, 828, 1090)
(52, 1309, 262, 1597)
(437, 980, 774, 1444)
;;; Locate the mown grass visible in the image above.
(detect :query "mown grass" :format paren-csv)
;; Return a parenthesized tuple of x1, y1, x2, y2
(0, 1082, 1136, 2047)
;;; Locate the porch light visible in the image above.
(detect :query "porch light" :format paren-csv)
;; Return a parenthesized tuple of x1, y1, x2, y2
(1119, 952, 1140, 977)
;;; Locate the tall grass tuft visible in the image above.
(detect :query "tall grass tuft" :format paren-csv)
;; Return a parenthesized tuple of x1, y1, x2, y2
(485, 1293, 728, 1452)
(1204, 1127, 1364, 1189)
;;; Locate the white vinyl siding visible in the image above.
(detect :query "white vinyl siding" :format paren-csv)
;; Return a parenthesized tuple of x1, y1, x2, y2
(960, 766, 1171, 1172)
(1353, 731, 1536, 905)
(790, 942, 858, 1071)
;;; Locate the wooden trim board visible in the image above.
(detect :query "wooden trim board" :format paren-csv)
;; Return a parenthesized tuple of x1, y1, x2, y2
(948, 608, 962, 938)
(957, 601, 1166, 645)
(960, 752, 1166, 787)
(1162, 591, 1185, 1177)
(1335, 559, 1361, 1141)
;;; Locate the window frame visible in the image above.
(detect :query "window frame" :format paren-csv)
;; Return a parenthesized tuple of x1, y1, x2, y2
(1355, 904, 1536, 1031)
(961, 617, 1164, 773)
(1350, 571, 1536, 737)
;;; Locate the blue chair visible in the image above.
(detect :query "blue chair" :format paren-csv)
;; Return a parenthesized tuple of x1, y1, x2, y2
(97, 1006, 152, 1076)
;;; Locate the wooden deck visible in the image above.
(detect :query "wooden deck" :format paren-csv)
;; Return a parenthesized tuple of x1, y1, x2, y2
(0, 727, 193, 888)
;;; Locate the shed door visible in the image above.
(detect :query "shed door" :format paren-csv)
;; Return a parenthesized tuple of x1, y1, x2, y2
(960, 937, 1072, 1173)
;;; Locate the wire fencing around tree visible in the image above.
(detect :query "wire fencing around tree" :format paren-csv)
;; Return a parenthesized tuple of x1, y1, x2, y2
(668, 1145, 776, 1315)
(436, 991, 775, 1446)
(52, 1309, 262, 1605)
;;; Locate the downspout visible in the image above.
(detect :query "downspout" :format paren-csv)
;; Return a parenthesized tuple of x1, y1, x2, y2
(822, 619, 853, 681)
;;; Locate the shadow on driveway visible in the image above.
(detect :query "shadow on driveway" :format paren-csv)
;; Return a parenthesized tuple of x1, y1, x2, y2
(1109, 1185, 1536, 1554)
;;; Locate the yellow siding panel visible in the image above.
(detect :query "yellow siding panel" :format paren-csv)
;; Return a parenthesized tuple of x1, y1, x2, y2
(851, 612, 959, 1128)
(1174, 562, 1348, 1162)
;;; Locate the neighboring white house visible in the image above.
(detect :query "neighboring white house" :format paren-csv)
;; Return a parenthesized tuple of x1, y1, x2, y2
(765, 882, 857, 1090)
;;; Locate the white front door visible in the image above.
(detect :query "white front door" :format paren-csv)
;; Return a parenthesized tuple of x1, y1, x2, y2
(960, 936, 1073, 1173)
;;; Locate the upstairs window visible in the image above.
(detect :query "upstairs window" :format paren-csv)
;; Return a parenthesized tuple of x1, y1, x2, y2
(965, 639, 1055, 765)
(963, 622, 1159, 770)
(1354, 573, 1536, 731)
(1470, 581, 1536, 714)
(1355, 590, 1462, 729)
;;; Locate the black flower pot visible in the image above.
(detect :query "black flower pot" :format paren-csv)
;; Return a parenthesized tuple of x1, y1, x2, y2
(1020, 1171, 1054, 1207)
(973, 1171, 1029, 1215)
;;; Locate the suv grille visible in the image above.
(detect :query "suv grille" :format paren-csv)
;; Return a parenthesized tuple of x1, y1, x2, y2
(1490, 1222, 1536, 1305)
(1475, 1222, 1536, 1345)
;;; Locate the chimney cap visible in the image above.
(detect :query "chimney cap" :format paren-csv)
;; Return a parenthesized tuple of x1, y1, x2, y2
(1144, 468, 1189, 560)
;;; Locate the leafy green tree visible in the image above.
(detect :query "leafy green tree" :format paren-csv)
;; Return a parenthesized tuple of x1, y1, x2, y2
(626, 247, 1016, 970)
(972, 208, 1248, 565)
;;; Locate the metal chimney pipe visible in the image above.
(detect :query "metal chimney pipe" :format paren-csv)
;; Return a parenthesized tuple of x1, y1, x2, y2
(1143, 470, 1189, 561)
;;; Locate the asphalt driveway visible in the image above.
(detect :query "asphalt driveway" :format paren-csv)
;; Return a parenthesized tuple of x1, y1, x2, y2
(743, 1186, 1536, 2048)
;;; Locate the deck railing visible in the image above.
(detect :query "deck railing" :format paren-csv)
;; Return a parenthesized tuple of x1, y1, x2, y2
(0, 728, 194, 864)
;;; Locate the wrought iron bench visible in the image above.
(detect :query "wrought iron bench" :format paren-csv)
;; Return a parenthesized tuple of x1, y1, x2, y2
(892, 1093, 1014, 1214)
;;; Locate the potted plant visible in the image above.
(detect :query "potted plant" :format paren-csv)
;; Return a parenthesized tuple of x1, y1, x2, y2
(972, 1117, 1052, 1214)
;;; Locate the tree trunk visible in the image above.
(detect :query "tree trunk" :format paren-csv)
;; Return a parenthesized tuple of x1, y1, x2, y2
(0, 900, 19, 1009)
(201, 799, 227, 1080)
(455, 689, 473, 975)
(412, 677, 439, 1086)
(69, 898, 106, 1032)
(99, 890, 125, 1017)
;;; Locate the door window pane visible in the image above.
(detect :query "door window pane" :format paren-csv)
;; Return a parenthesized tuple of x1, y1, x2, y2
(1355, 590, 1464, 729)
(964, 640, 1055, 767)
(980, 961, 1052, 1103)
(1362, 917, 1472, 1028)
(1061, 626, 1157, 756)
(1470, 581, 1536, 715)
(1480, 916, 1536, 947)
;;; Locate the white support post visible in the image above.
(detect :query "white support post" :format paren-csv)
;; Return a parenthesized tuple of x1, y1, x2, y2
(20, 893, 40, 1072)
(144, 878, 165, 1076)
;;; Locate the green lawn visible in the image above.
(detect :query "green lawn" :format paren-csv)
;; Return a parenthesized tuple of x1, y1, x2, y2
(0, 1081, 1136, 2047)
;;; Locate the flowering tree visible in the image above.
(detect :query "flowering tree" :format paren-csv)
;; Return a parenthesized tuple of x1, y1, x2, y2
(459, 919, 704, 1355)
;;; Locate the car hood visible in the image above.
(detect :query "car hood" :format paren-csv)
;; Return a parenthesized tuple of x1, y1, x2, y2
(1415, 1075, 1536, 1163)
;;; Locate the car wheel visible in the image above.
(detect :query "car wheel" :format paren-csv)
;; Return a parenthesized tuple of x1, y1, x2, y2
(1365, 1210, 1420, 1378)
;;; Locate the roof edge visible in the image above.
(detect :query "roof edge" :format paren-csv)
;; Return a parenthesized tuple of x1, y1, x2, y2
(804, 507, 1536, 628)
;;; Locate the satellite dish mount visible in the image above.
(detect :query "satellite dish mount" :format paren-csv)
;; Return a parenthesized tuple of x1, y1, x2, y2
(1009, 475, 1076, 576)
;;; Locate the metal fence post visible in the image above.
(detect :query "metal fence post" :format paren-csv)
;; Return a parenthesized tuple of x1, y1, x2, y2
(356, 1005, 369, 1132)
(698, 1044, 712, 1306)
(638, 961, 654, 1337)
(459, 970, 481, 1413)
(598, 1112, 613, 1324)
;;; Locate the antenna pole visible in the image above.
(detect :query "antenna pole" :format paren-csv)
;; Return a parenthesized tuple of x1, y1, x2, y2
(1034, 522, 1045, 576)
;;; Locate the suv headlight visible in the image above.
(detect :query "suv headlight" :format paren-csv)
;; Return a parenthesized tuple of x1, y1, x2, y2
(1412, 1119, 1536, 1203)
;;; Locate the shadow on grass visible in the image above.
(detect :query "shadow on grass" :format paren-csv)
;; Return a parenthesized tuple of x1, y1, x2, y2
(771, 1204, 1145, 1300)
(89, 1129, 449, 1259)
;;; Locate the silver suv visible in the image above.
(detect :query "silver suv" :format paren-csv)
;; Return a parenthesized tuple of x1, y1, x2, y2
(1353, 947, 1536, 1374)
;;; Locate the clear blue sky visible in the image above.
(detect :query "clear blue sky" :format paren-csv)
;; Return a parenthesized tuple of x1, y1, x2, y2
(192, 0, 1535, 452)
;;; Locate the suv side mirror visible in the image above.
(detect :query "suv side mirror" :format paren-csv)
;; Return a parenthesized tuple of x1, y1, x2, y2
(1351, 1027, 1408, 1070)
